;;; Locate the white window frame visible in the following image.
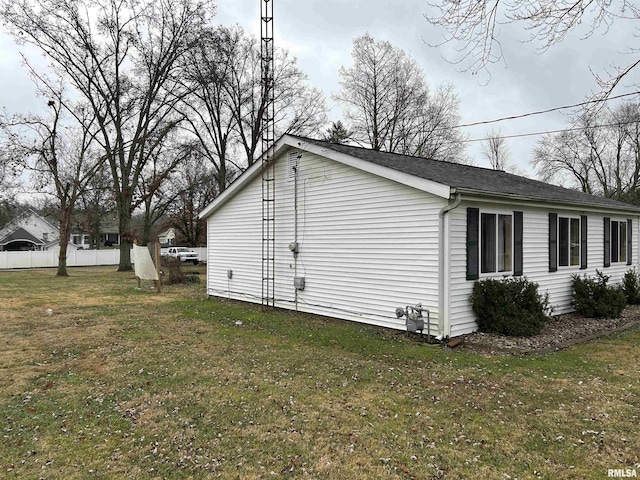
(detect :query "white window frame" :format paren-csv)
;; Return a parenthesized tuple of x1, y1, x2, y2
(479, 210, 514, 276)
(557, 215, 581, 269)
(609, 219, 627, 264)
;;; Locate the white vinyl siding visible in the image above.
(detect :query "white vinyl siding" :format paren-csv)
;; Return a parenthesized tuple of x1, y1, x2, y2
(448, 202, 640, 337)
(206, 173, 263, 301)
(207, 148, 447, 333)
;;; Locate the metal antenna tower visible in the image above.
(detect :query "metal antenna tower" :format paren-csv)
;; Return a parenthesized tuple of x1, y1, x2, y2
(260, 0, 275, 307)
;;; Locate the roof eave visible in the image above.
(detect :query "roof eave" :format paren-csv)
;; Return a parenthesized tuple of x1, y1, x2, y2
(454, 188, 640, 214)
(288, 137, 451, 199)
(199, 135, 452, 220)
(198, 135, 295, 220)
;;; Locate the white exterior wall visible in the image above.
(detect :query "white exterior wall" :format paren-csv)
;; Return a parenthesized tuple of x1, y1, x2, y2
(206, 149, 447, 333)
(206, 172, 263, 302)
(448, 200, 640, 337)
(0, 212, 59, 246)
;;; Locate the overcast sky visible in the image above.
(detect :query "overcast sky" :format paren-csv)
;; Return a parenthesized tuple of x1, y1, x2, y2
(1, 0, 639, 176)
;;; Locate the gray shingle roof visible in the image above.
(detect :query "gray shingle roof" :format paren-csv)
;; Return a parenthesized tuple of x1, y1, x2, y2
(0, 227, 43, 246)
(297, 136, 640, 212)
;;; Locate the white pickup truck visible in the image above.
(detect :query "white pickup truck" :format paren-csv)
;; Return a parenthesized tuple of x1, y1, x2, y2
(165, 246, 199, 265)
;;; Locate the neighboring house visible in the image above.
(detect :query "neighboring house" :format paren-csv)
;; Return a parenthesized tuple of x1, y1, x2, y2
(158, 228, 175, 246)
(71, 233, 90, 249)
(0, 209, 60, 251)
(99, 225, 120, 247)
(0, 209, 120, 252)
(199, 135, 640, 338)
(44, 239, 80, 253)
(71, 224, 120, 248)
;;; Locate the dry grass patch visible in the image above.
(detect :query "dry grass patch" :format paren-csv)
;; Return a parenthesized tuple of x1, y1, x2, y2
(0, 266, 639, 478)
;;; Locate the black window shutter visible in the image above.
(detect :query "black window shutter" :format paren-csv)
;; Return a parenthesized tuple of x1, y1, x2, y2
(549, 213, 557, 272)
(580, 215, 588, 269)
(604, 217, 611, 268)
(466, 208, 479, 281)
(627, 219, 633, 265)
(514, 211, 523, 276)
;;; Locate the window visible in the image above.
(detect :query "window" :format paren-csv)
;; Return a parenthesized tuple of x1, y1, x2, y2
(620, 223, 627, 263)
(468, 208, 523, 280)
(42, 232, 48, 242)
(498, 214, 512, 272)
(611, 221, 619, 263)
(549, 213, 587, 272)
(610, 220, 627, 264)
(481, 213, 512, 274)
(558, 216, 580, 267)
(570, 218, 580, 266)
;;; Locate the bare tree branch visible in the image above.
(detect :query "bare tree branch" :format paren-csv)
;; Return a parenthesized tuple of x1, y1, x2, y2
(426, 0, 640, 94)
(334, 34, 467, 161)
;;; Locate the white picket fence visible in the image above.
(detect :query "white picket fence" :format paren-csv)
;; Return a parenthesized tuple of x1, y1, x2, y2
(0, 247, 207, 270)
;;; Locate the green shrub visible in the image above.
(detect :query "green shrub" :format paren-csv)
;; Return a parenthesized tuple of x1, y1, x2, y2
(185, 274, 201, 284)
(470, 277, 550, 337)
(571, 270, 627, 318)
(623, 269, 640, 305)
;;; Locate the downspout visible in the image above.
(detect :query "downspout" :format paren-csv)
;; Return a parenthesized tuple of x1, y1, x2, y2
(294, 164, 299, 310)
(438, 192, 462, 339)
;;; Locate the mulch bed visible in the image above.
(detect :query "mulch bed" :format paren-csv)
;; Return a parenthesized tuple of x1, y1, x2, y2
(457, 305, 640, 355)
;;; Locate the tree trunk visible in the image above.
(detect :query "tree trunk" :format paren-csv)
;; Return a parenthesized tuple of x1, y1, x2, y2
(57, 206, 72, 277)
(218, 161, 226, 193)
(142, 210, 152, 245)
(118, 208, 133, 271)
(89, 227, 100, 249)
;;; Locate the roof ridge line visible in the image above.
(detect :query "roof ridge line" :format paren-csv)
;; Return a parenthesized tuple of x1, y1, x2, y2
(288, 134, 523, 176)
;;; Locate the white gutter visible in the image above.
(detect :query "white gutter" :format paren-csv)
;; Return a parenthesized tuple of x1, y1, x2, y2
(455, 188, 640, 215)
(438, 192, 462, 339)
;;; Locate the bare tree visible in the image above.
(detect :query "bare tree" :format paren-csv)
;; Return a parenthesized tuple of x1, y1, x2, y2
(179, 26, 238, 194)
(179, 23, 327, 189)
(398, 84, 467, 160)
(0, 97, 102, 276)
(533, 102, 640, 200)
(76, 164, 114, 250)
(481, 128, 511, 170)
(334, 34, 466, 160)
(168, 154, 220, 246)
(224, 27, 328, 167)
(0, 198, 21, 228)
(134, 139, 194, 244)
(1, 0, 213, 271)
(0, 146, 21, 202)
(426, 0, 640, 94)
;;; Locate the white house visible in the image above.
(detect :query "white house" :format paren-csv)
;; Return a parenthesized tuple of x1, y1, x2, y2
(199, 135, 640, 338)
(0, 209, 60, 251)
(158, 228, 176, 246)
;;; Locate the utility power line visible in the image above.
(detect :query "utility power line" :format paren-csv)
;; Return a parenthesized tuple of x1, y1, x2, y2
(465, 118, 640, 143)
(455, 90, 640, 130)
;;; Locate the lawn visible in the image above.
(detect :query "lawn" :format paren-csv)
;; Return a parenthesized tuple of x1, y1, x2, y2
(0, 267, 639, 479)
